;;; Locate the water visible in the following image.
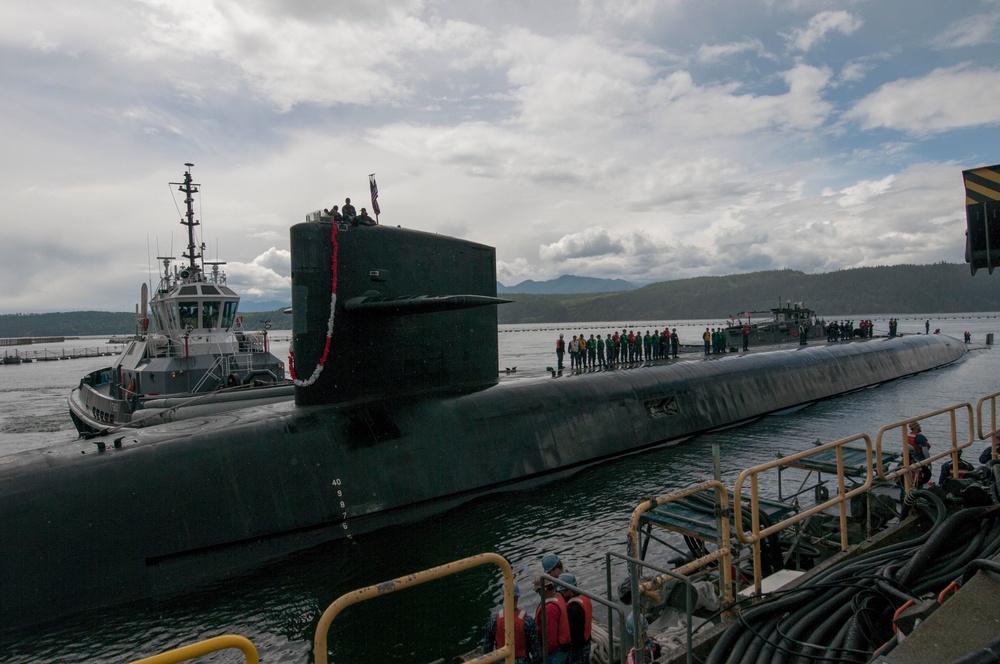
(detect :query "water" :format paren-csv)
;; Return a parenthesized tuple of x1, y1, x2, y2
(0, 316, 998, 663)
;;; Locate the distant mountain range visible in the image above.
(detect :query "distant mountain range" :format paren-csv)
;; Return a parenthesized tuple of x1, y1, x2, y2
(497, 274, 638, 294)
(3, 262, 999, 336)
(496, 262, 1000, 324)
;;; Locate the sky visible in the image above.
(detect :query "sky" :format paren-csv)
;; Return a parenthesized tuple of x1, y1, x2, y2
(3, 0, 1000, 312)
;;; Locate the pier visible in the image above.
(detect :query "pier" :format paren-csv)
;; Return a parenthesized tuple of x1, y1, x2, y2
(1, 346, 122, 365)
(0, 336, 68, 346)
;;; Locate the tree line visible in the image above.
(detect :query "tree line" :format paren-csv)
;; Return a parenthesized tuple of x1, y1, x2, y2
(0, 311, 292, 338)
(496, 262, 1000, 324)
(1, 262, 997, 336)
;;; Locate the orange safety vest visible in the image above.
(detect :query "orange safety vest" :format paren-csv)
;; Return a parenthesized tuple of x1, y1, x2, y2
(568, 595, 593, 641)
(535, 596, 571, 652)
(907, 433, 928, 460)
(495, 608, 528, 659)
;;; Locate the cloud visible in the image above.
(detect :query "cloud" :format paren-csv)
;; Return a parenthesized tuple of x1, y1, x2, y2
(225, 248, 292, 299)
(497, 257, 544, 285)
(696, 38, 771, 63)
(787, 10, 863, 52)
(845, 64, 1000, 134)
(0, 1, 995, 311)
(836, 175, 895, 208)
(539, 228, 624, 260)
(932, 12, 1000, 50)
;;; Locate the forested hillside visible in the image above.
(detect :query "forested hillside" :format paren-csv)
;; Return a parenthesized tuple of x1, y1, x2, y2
(497, 263, 1000, 324)
(0, 310, 291, 338)
(1, 262, 997, 335)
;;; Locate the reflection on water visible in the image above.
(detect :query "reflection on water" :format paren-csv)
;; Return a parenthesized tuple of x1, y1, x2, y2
(0, 319, 997, 662)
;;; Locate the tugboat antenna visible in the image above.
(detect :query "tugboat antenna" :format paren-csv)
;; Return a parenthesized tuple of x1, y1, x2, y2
(170, 163, 202, 273)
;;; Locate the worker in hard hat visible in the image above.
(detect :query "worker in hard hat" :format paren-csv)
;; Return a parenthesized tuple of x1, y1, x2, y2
(557, 573, 592, 664)
(481, 582, 541, 664)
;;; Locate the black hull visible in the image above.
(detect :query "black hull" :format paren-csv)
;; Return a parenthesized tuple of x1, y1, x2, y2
(0, 334, 965, 628)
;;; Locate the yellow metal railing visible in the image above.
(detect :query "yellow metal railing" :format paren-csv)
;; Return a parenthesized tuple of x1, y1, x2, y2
(976, 391, 1000, 458)
(627, 481, 734, 610)
(733, 434, 874, 595)
(314, 552, 516, 664)
(129, 635, 258, 664)
(875, 403, 974, 491)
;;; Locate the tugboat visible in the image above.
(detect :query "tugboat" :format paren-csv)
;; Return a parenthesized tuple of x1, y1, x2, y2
(725, 298, 826, 348)
(67, 164, 292, 438)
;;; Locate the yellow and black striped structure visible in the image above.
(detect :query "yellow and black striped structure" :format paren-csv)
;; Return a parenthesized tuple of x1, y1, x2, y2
(964, 163, 1000, 275)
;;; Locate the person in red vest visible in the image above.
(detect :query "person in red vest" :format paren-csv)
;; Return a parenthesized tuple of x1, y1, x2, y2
(557, 573, 593, 664)
(534, 573, 571, 663)
(481, 582, 541, 664)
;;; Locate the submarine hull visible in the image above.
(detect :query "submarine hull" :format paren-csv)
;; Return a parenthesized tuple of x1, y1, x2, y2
(0, 332, 966, 628)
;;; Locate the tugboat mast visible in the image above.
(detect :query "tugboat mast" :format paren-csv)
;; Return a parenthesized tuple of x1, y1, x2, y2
(170, 162, 202, 274)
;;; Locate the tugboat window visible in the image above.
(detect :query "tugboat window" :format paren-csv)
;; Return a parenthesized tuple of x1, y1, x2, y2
(202, 301, 221, 328)
(168, 302, 179, 329)
(222, 301, 238, 329)
(179, 302, 199, 329)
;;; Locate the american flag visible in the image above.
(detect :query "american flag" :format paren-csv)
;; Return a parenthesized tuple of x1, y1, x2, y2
(369, 174, 380, 218)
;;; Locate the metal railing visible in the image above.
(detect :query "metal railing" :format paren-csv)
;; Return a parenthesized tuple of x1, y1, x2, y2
(128, 635, 258, 664)
(732, 434, 875, 595)
(976, 391, 1000, 457)
(313, 552, 516, 664)
(607, 552, 702, 664)
(626, 481, 734, 611)
(874, 402, 974, 491)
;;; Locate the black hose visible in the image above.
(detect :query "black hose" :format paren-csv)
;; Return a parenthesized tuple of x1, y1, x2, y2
(705, 489, 962, 664)
(961, 558, 1000, 585)
(772, 585, 856, 664)
(897, 506, 991, 588)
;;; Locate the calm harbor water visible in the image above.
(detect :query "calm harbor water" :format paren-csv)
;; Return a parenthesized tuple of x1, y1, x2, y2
(0, 313, 998, 663)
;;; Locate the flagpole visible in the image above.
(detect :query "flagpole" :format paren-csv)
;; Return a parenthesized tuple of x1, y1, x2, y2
(369, 173, 380, 224)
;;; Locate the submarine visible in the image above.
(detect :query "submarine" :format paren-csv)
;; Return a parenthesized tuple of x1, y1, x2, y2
(0, 212, 968, 629)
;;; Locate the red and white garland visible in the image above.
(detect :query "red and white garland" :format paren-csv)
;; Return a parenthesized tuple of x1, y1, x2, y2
(288, 221, 338, 387)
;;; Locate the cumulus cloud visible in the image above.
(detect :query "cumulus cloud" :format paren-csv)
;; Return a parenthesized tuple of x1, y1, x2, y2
(787, 10, 863, 52)
(845, 64, 1000, 134)
(225, 248, 291, 300)
(539, 228, 625, 261)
